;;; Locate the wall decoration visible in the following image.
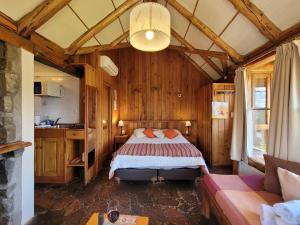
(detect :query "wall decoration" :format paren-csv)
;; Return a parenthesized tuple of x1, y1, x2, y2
(212, 102, 229, 119)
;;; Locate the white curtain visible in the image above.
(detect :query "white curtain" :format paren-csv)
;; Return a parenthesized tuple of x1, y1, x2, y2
(230, 68, 253, 162)
(268, 40, 300, 162)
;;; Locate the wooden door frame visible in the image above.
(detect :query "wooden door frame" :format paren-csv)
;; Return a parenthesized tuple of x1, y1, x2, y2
(103, 82, 113, 154)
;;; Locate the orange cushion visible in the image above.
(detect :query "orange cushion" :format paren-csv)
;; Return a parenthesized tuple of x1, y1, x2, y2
(163, 129, 178, 139)
(144, 128, 156, 138)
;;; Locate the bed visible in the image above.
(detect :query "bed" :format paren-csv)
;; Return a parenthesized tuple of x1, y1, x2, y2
(109, 129, 208, 183)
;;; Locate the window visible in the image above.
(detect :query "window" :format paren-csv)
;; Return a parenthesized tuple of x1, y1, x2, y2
(250, 73, 272, 152)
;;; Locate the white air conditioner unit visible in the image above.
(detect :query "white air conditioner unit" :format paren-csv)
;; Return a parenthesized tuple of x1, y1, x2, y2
(99, 56, 119, 76)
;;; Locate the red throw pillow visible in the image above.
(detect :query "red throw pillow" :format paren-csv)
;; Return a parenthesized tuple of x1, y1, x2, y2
(144, 128, 156, 138)
(164, 129, 178, 139)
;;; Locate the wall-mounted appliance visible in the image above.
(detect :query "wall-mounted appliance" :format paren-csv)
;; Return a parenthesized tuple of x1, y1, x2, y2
(99, 55, 119, 76)
(34, 81, 64, 97)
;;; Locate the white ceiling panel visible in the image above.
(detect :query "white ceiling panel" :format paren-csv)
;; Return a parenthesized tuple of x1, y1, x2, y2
(195, 0, 237, 35)
(185, 24, 213, 50)
(37, 6, 87, 48)
(82, 38, 98, 47)
(251, 0, 300, 30)
(202, 63, 221, 80)
(190, 54, 205, 67)
(95, 20, 123, 45)
(113, 0, 126, 8)
(176, 0, 198, 13)
(170, 36, 181, 46)
(211, 58, 222, 70)
(221, 14, 268, 55)
(69, 0, 114, 28)
(120, 9, 130, 31)
(167, 5, 190, 36)
(0, 0, 44, 21)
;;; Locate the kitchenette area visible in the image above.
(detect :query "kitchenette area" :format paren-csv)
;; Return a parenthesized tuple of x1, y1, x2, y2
(33, 61, 97, 185)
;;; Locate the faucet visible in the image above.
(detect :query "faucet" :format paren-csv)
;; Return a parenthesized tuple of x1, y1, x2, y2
(54, 117, 61, 125)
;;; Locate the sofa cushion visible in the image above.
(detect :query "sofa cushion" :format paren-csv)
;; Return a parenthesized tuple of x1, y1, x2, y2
(277, 167, 300, 201)
(203, 174, 282, 225)
(264, 155, 300, 195)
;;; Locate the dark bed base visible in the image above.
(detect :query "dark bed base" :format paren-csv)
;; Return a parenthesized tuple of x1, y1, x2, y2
(114, 168, 201, 184)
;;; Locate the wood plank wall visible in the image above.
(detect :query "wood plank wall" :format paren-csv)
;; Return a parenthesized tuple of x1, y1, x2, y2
(197, 85, 212, 165)
(198, 83, 235, 166)
(117, 48, 209, 139)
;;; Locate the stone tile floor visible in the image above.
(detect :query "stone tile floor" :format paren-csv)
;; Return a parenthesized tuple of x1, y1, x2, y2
(29, 164, 230, 225)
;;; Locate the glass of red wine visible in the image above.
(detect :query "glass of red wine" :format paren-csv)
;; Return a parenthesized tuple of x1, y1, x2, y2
(107, 200, 120, 224)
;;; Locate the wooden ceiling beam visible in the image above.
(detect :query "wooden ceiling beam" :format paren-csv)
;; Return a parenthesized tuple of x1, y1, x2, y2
(0, 12, 17, 32)
(171, 29, 194, 51)
(66, 0, 139, 55)
(76, 42, 131, 55)
(178, 51, 213, 82)
(243, 22, 300, 65)
(18, 0, 71, 37)
(168, 0, 243, 62)
(221, 58, 228, 74)
(111, 31, 129, 47)
(202, 56, 223, 76)
(171, 29, 225, 76)
(168, 45, 228, 60)
(227, 0, 281, 41)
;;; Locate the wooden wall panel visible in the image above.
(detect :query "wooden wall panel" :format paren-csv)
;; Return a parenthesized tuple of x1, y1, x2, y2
(198, 83, 235, 166)
(197, 84, 212, 165)
(212, 84, 235, 166)
(118, 48, 209, 122)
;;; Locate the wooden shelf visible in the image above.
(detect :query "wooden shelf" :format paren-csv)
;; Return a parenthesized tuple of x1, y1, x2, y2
(0, 141, 32, 155)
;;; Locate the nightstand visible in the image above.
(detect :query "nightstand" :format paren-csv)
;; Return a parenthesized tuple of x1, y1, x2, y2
(114, 135, 129, 151)
(184, 135, 197, 146)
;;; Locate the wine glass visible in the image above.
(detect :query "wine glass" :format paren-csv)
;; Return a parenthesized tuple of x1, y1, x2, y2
(107, 200, 120, 224)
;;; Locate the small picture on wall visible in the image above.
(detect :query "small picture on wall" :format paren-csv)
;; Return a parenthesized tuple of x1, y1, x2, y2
(212, 102, 229, 119)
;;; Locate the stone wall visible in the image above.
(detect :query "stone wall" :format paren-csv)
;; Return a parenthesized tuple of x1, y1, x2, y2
(0, 42, 23, 225)
(0, 41, 22, 144)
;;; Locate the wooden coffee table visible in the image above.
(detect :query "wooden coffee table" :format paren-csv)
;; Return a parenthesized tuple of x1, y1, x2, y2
(86, 213, 149, 225)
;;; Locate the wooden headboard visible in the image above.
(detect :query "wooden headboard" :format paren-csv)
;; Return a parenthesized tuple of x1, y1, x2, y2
(122, 120, 197, 139)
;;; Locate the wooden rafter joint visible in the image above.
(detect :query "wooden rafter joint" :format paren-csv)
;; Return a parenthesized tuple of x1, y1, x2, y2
(167, 0, 243, 63)
(75, 42, 131, 55)
(66, 0, 139, 55)
(17, 0, 72, 37)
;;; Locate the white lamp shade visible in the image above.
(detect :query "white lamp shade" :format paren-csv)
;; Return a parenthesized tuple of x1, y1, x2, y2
(185, 121, 191, 127)
(118, 120, 124, 127)
(130, 2, 171, 52)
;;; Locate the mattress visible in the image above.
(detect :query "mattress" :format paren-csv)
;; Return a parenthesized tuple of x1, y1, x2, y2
(109, 133, 207, 179)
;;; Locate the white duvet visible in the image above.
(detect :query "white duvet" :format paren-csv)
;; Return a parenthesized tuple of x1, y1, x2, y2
(109, 133, 207, 179)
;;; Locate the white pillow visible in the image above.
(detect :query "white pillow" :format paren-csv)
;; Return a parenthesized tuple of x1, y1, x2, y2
(278, 167, 300, 201)
(153, 130, 164, 139)
(134, 128, 146, 138)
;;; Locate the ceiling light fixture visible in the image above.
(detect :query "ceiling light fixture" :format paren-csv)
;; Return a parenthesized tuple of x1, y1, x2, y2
(130, 2, 170, 52)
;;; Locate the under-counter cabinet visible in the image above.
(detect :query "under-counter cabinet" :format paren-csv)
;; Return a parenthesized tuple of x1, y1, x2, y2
(35, 129, 66, 183)
(35, 128, 85, 184)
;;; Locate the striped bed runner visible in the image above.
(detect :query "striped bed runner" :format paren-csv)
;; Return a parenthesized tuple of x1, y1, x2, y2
(113, 143, 203, 158)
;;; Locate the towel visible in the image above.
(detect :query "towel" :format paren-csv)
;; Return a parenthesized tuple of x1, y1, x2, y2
(273, 201, 300, 225)
(261, 204, 277, 225)
(260, 204, 297, 225)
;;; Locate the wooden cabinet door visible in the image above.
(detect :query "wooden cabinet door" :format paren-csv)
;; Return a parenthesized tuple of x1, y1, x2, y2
(41, 138, 64, 177)
(35, 138, 43, 176)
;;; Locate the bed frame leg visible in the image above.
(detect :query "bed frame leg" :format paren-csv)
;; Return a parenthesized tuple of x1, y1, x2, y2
(115, 177, 120, 184)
